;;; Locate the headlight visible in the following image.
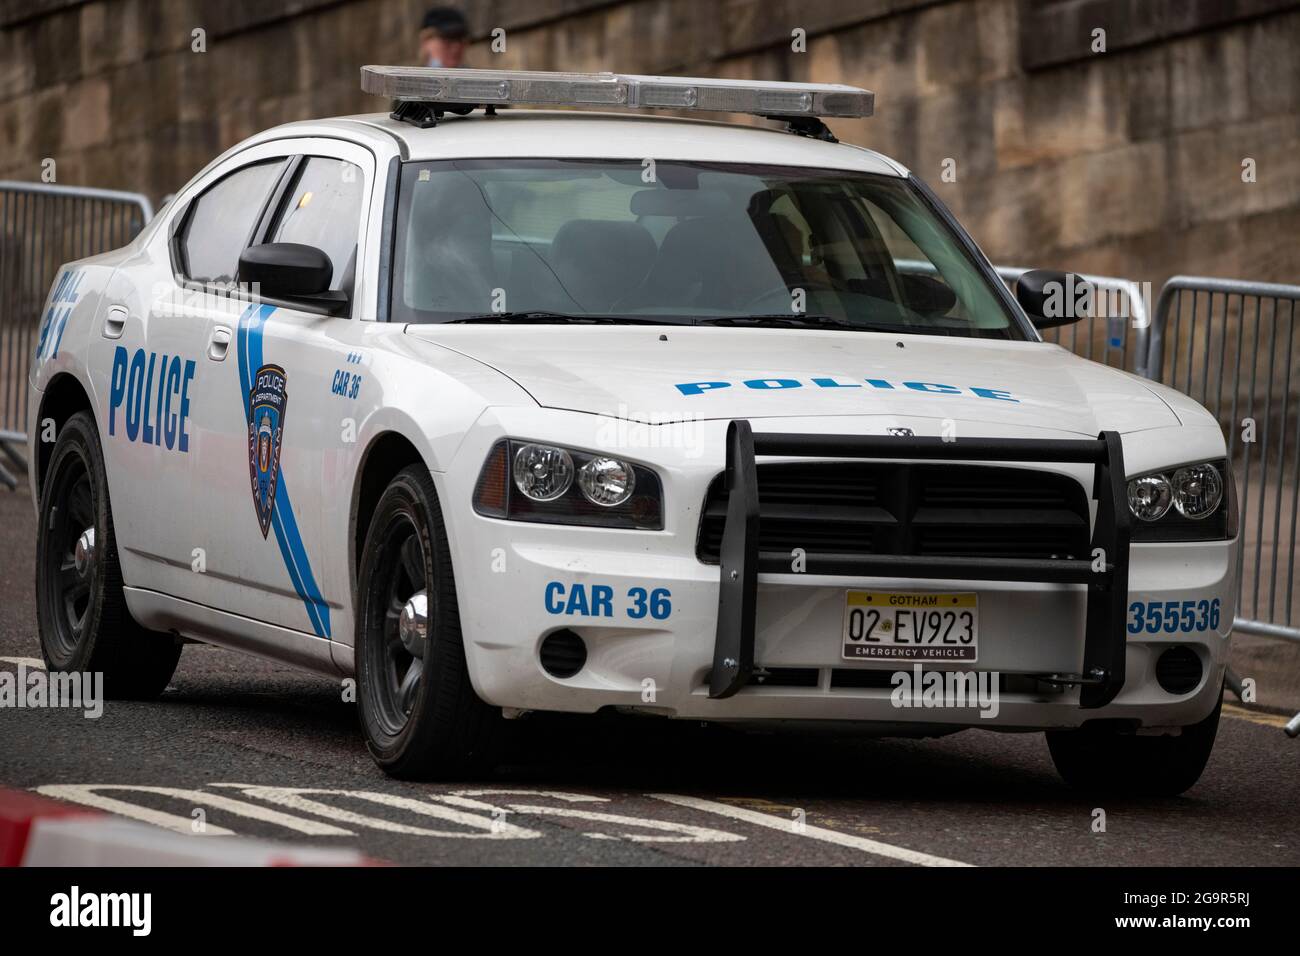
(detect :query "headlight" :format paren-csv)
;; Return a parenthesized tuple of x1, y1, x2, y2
(578, 456, 636, 507)
(1170, 463, 1223, 519)
(474, 440, 663, 529)
(1127, 474, 1172, 521)
(513, 444, 573, 501)
(1127, 460, 1233, 541)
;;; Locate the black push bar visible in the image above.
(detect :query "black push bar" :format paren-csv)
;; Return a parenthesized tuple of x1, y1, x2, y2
(709, 421, 1131, 709)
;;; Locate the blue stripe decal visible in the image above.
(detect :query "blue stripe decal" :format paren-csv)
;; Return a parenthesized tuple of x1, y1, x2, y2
(236, 312, 323, 637)
(236, 303, 332, 638)
(50, 308, 71, 358)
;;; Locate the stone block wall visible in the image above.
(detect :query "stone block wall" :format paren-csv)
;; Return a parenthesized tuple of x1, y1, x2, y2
(1, 0, 1297, 286)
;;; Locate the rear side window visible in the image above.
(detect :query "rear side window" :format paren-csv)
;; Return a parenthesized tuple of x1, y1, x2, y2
(268, 158, 366, 291)
(181, 160, 285, 285)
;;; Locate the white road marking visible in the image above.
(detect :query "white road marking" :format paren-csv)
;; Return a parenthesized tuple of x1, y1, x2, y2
(507, 804, 745, 843)
(212, 784, 540, 839)
(34, 783, 909, 850)
(439, 789, 744, 843)
(0, 657, 45, 669)
(649, 793, 974, 866)
(449, 788, 606, 803)
(34, 784, 353, 837)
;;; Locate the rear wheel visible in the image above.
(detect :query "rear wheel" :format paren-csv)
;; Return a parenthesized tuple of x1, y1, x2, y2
(355, 465, 503, 779)
(1045, 688, 1223, 796)
(35, 410, 181, 698)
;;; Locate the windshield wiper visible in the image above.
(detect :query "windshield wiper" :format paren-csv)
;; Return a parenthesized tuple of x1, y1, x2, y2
(698, 314, 903, 333)
(447, 311, 910, 333)
(448, 311, 689, 325)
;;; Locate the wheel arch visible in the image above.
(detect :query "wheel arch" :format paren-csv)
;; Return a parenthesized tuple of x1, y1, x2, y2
(350, 429, 428, 600)
(34, 372, 95, 501)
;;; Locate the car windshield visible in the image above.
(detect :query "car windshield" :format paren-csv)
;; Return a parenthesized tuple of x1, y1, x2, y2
(390, 158, 1026, 339)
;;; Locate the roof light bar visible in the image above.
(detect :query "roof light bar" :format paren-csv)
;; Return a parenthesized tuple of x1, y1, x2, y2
(360, 66, 874, 120)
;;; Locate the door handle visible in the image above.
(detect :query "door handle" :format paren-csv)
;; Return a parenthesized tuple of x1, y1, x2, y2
(102, 306, 127, 339)
(208, 325, 232, 361)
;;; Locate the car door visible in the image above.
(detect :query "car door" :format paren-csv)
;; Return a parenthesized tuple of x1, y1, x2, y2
(97, 147, 291, 617)
(218, 144, 376, 642)
(109, 139, 374, 646)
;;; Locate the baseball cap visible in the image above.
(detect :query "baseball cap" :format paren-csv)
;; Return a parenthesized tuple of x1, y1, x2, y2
(421, 6, 469, 39)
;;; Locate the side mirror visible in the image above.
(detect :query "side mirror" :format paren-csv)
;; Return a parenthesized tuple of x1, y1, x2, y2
(1015, 269, 1092, 330)
(238, 242, 334, 301)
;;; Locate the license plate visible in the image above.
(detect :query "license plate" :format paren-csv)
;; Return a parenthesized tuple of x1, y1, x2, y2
(842, 591, 978, 663)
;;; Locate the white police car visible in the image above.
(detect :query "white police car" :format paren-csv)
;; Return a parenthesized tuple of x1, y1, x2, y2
(29, 68, 1238, 793)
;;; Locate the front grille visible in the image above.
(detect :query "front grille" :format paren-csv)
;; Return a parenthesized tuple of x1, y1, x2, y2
(751, 667, 820, 688)
(696, 462, 1089, 564)
(701, 668, 1062, 694)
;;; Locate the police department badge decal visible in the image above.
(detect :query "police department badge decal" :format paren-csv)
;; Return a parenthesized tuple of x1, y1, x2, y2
(247, 364, 288, 539)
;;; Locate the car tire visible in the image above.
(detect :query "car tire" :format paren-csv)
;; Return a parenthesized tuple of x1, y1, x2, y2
(355, 464, 504, 779)
(1045, 687, 1223, 796)
(35, 410, 182, 699)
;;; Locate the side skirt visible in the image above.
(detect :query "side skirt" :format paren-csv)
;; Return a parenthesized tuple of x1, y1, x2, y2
(122, 586, 342, 677)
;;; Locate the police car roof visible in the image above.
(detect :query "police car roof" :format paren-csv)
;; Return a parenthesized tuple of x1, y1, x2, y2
(264, 110, 908, 177)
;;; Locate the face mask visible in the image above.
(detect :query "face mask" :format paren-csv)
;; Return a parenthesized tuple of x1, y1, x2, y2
(426, 57, 444, 68)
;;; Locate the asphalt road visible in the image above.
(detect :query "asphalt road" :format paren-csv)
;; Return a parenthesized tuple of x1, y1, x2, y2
(1, 486, 1297, 867)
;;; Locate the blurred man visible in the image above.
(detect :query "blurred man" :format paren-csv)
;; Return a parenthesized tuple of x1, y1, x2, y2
(419, 6, 469, 67)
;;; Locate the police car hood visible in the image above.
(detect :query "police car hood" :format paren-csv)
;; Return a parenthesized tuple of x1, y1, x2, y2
(405, 325, 1180, 436)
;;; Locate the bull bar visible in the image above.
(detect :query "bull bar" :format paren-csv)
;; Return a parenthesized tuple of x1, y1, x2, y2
(709, 420, 1131, 708)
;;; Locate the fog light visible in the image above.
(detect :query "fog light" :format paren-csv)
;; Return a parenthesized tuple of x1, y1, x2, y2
(539, 629, 586, 678)
(1155, 646, 1203, 695)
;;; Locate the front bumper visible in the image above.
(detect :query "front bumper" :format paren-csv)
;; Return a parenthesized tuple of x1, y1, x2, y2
(444, 412, 1237, 731)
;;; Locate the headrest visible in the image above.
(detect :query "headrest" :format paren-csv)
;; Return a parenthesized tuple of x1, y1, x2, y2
(549, 219, 657, 312)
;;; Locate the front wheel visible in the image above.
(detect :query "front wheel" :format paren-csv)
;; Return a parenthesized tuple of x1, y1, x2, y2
(35, 410, 181, 698)
(355, 465, 504, 779)
(1045, 688, 1223, 796)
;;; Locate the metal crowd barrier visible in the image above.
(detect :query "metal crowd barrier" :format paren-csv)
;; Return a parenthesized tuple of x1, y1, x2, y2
(1146, 276, 1300, 735)
(1147, 277, 1300, 644)
(0, 181, 153, 488)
